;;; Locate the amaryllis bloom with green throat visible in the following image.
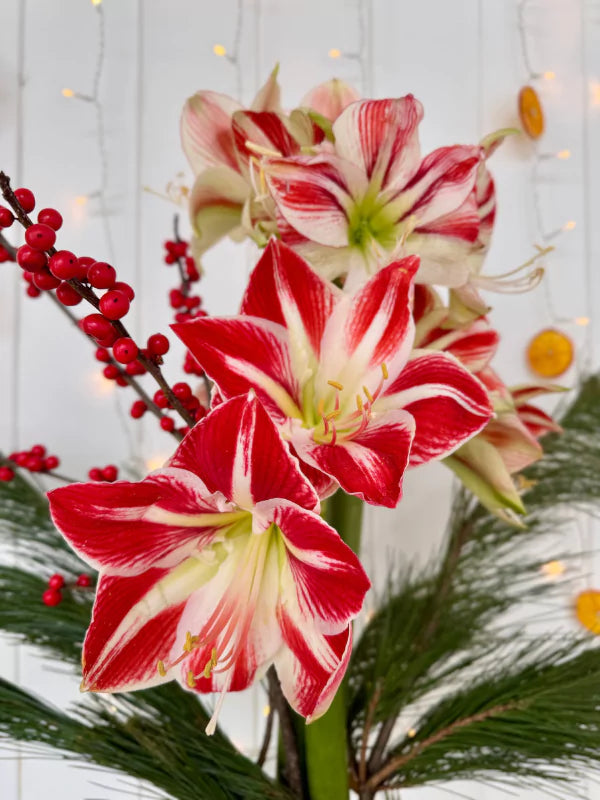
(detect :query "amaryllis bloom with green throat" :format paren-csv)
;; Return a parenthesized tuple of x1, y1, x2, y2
(174, 240, 494, 508)
(263, 96, 495, 289)
(48, 394, 369, 733)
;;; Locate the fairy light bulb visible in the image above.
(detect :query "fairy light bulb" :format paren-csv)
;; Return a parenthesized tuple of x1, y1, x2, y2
(576, 590, 600, 635)
(262, 705, 271, 717)
(213, 43, 227, 57)
(62, 88, 75, 98)
(541, 560, 565, 578)
(575, 317, 590, 327)
(563, 220, 576, 231)
(543, 70, 556, 80)
(74, 195, 88, 206)
(556, 149, 571, 160)
(91, 0, 102, 5)
(328, 48, 342, 59)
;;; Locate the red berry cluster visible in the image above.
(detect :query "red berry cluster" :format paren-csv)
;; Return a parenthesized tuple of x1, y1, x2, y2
(88, 464, 119, 482)
(163, 237, 207, 378)
(42, 572, 92, 606)
(3, 445, 60, 481)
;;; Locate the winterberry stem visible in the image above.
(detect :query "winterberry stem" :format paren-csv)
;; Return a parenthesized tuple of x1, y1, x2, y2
(0, 170, 194, 430)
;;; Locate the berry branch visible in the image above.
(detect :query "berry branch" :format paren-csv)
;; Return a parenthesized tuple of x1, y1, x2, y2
(0, 171, 196, 430)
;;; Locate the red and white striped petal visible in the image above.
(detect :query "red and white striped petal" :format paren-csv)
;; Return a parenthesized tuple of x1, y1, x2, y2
(48, 470, 231, 576)
(483, 414, 543, 474)
(276, 622, 353, 722)
(293, 409, 415, 508)
(379, 350, 493, 466)
(170, 394, 319, 512)
(301, 78, 361, 122)
(516, 403, 563, 439)
(232, 110, 301, 165)
(401, 145, 482, 228)
(259, 499, 370, 631)
(264, 154, 365, 247)
(81, 556, 218, 692)
(241, 239, 339, 361)
(181, 91, 242, 174)
(317, 258, 419, 397)
(332, 97, 423, 193)
(172, 315, 302, 422)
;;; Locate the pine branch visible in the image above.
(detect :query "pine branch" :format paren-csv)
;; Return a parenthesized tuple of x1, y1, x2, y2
(0, 679, 291, 800)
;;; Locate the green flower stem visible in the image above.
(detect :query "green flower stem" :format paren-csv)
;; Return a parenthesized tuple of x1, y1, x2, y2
(303, 491, 364, 800)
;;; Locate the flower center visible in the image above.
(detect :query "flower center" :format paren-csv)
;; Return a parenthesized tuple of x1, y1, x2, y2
(311, 363, 389, 445)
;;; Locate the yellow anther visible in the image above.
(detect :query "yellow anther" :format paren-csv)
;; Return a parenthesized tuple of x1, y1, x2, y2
(327, 380, 344, 391)
(326, 409, 341, 420)
(363, 385, 374, 403)
(157, 660, 167, 677)
(186, 670, 197, 688)
(211, 647, 218, 666)
(203, 648, 219, 679)
(356, 395, 363, 412)
(317, 397, 325, 417)
(184, 631, 194, 652)
(381, 362, 389, 380)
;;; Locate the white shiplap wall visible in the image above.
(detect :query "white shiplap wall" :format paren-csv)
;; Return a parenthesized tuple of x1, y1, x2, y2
(0, 0, 598, 798)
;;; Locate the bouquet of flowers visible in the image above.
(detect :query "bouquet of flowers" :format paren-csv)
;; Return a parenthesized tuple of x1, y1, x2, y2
(1, 69, 600, 800)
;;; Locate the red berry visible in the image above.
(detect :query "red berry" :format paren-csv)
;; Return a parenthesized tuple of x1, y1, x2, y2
(0, 466, 14, 481)
(95, 329, 119, 348)
(173, 382, 192, 401)
(26, 285, 41, 298)
(113, 337, 138, 364)
(174, 241, 188, 258)
(44, 455, 59, 470)
(99, 289, 130, 320)
(125, 360, 146, 376)
(103, 364, 120, 380)
(82, 314, 115, 341)
(87, 261, 116, 289)
(42, 588, 62, 607)
(14, 452, 29, 467)
(164, 252, 176, 265)
(76, 574, 92, 587)
(169, 289, 185, 308)
(113, 281, 135, 301)
(75, 256, 94, 280)
(56, 281, 82, 306)
(95, 347, 111, 362)
(14, 188, 35, 213)
(102, 464, 118, 482)
(33, 269, 61, 291)
(130, 400, 147, 419)
(185, 296, 201, 310)
(186, 258, 200, 282)
(153, 389, 168, 408)
(88, 467, 102, 481)
(115, 375, 128, 387)
(0, 246, 11, 263)
(25, 223, 56, 251)
(37, 208, 63, 230)
(31, 444, 46, 457)
(49, 250, 79, 279)
(160, 416, 175, 432)
(26, 454, 44, 472)
(0, 206, 14, 228)
(147, 333, 169, 356)
(17, 244, 47, 273)
(48, 573, 64, 590)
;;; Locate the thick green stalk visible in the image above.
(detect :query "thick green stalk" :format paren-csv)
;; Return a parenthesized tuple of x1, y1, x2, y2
(303, 491, 364, 800)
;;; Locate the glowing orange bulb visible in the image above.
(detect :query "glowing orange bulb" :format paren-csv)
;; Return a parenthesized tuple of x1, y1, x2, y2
(62, 88, 75, 98)
(328, 48, 342, 59)
(541, 560, 565, 578)
(556, 149, 571, 160)
(543, 71, 556, 81)
(213, 44, 227, 57)
(526, 328, 573, 378)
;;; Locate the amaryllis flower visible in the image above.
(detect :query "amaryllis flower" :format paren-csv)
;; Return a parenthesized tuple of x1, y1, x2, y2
(173, 239, 493, 508)
(415, 301, 562, 521)
(181, 67, 330, 260)
(48, 394, 369, 732)
(263, 95, 493, 289)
